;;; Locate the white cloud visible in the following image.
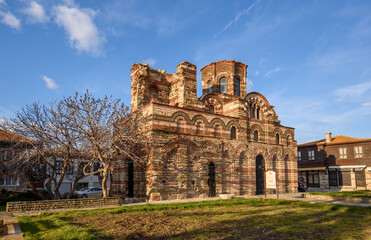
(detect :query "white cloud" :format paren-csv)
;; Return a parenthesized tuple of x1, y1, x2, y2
(142, 58, 157, 66)
(334, 80, 371, 101)
(0, 0, 5, 5)
(42, 75, 59, 90)
(0, 11, 21, 29)
(53, 5, 104, 56)
(216, 0, 260, 37)
(23, 1, 48, 23)
(363, 102, 371, 107)
(264, 67, 281, 78)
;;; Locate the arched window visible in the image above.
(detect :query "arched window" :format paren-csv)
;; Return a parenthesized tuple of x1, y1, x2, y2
(254, 130, 258, 142)
(230, 126, 236, 140)
(286, 135, 290, 146)
(207, 81, 212, 93)
(256, 107, 260, 120)
(177, 119, 183, 132)
(219, 77, 227, 94)
(149, 86, 158, 99)
(196, 122, 201, 134)
(275, 133, 280, 145)
(209, 105, 214, 114)
(214, 125, 219, 137)
(234, 78, 240, 96)
(250, 106, 255, 119)
(272, 155, 277, 170)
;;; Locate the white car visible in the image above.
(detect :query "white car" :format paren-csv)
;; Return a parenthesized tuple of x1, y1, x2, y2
(76, 187, 103, 198)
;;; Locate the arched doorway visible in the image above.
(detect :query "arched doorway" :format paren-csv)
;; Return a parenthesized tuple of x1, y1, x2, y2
(256, 155, 265, 194)
(128, 159, 134, 198)
(208, 162, 216, 197)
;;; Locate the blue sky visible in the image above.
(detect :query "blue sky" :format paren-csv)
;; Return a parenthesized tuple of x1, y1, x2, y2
(0, 0, 370, 143)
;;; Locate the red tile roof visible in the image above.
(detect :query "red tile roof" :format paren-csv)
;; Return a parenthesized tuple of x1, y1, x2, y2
(299, 135, 371, 147)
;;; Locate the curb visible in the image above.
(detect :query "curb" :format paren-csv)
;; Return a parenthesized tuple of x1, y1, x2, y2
(2, 217, 23, 240)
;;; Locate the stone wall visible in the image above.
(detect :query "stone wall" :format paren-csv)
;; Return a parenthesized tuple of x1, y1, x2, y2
(6, 197, 121, 213)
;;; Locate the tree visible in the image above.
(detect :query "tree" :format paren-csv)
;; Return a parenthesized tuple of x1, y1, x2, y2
(1, 100, 84, 199)
(65, 91, 146, 197)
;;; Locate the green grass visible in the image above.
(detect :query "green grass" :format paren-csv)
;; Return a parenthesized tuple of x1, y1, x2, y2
(18, 198, 371, 240)
(310, 190, 371, 198)
(0, 205, 5, 212)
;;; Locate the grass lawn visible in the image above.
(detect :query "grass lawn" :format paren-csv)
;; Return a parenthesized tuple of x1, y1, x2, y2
(310, 190, 371, 198)
(18, 198, 371, 240)
(0, 205, 6, 212)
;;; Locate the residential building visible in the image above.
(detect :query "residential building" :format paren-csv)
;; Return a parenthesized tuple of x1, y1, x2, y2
(298, 132, 371, 190)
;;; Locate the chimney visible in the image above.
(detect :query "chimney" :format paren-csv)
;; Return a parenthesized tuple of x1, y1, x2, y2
(326, 132, 332, 143)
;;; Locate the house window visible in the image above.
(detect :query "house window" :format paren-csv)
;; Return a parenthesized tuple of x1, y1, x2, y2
(1, 175, 19, 186)
(230, 127, 236, 140)
(275, 134, 280, 145)
(207, 81, 212, 93)
(339, 148, 347, 159)
(253, 130, 258, 142)
(308, 150, 315, 160)
(297, 151, 301, 161)
(56, 160, 63, 174)
(219, 77, 227, 93)
(196, 122, 201, 134)
(354, 146, 363, 158)
(234, 78, 240, 96)
(66, 164, 74, 175)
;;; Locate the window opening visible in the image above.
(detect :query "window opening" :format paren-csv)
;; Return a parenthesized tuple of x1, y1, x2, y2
(230, 127, 236, 140)
(234, 78, 240, 96)
(207, 81, 212, 93)
(339, 148, 347, 159)
(275, 133, 280, 145)
(220, 77, 227, 93)
(253, 130, 258, 142)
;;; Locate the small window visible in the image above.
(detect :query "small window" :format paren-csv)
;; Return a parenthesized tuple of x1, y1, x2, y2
(149, 86, 158, 99)
(339, 148, 347, 159)
(56, 160, 63, 174)
(308, 150, 315, 160)
(275, 134, 280, 145)
(196, 122, 201, 134)
(230, 127, 236, 140)
(256, 107, 260, 120)
(207, 81, 212, 93)
(253, 130, 258, 142)
(219, 77, 227, 94)
(234, 78, 240, 96)
(209, 105, 214, 114)
(1, 175, 19, 186)
(286, 136, 290, 146)
(297, 151, 301, 161)
(354, 146, 363, 158)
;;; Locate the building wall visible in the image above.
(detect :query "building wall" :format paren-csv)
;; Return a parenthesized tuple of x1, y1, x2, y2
(113, 60, 297, 202)
(298, 137, 371, 190)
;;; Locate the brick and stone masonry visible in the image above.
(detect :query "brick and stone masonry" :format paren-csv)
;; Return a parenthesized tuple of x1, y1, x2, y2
(112, 60, 298, 202)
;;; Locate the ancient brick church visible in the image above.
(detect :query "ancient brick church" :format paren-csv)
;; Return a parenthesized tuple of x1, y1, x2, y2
(112, 60, 298, 202)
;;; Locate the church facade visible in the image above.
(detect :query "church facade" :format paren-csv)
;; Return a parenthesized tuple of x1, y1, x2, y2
(112, 60, 298, 202)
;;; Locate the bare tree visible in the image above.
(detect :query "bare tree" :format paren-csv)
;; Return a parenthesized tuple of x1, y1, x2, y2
(65, 91, 146, 197)
(1, 100, 84, 199)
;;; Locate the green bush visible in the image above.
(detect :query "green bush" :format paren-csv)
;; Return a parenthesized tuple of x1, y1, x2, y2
(0, 188, 48, 206)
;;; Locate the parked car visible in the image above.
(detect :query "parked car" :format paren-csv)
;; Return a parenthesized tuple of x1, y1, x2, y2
(76, 187, 103, 198)
(298, 181, 305, 192)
